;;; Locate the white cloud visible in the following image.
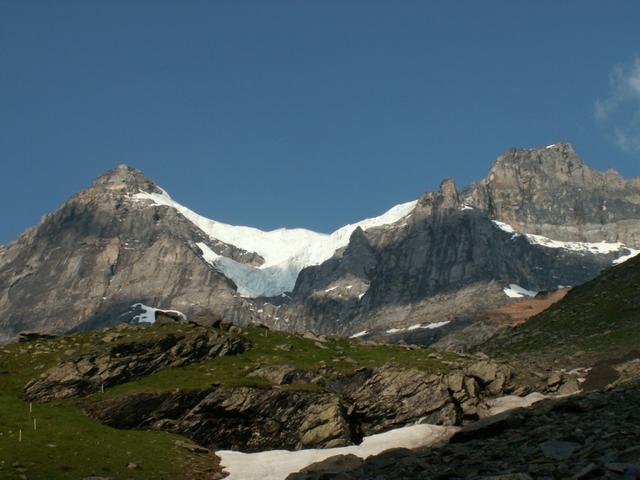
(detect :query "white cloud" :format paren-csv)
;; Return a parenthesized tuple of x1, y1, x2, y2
(595, 57, 640, 152)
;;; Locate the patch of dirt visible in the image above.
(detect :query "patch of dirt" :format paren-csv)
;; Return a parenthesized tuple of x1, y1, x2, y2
(483, 288, 570, 326)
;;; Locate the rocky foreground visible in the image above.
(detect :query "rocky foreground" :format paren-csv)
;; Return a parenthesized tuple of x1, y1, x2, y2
(289, 383, 640, 480)
(21, 321, 526, 452)
(4, 314, 634, 479)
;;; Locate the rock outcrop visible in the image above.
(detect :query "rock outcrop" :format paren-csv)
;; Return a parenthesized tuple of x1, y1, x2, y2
(85, 387, 355, 451)
(24, 325, 250, 401)
(274, 174, 626, 339)
(288, 384, 640, 480)
(22, 323, 516, 452)
(81, 361, 511, 452)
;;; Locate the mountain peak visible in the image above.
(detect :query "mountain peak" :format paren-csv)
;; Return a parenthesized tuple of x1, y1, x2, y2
(487, 142, 586, 183)
(91, 164, 160, 194)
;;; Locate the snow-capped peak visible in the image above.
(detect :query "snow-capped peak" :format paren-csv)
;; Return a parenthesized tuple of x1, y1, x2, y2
(132, 188, 416, 297)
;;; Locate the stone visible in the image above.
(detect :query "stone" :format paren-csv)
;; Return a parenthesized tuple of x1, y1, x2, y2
(296, 454, 364, 475)
(174, 440, 210, 455)
(539, 440, 581, 461)
(479, 475, 533, 480)
(18, 332, 57, 343)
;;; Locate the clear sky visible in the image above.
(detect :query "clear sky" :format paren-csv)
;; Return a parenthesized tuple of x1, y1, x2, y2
(1, 1, 640, 244)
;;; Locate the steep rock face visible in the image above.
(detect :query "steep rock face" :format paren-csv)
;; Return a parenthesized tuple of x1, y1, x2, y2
(266, 175, 622, 337)
(0, 166, 255, 343)
(464, 143, 640, 245)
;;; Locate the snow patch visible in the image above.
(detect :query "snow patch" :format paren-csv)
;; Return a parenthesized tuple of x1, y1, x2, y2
(424, 321, 451, 329)
(504, 284, 538, 298)
(350, 330, 368, 339)
(216, 424, 458, 480)
(492, 220, 518, 235)
(491, 220, 634, 262)
(134, 188, 416, 297)
(386, 321, 450, 334)
(612, 248, 640, 265)
(130, 303, 186, 324)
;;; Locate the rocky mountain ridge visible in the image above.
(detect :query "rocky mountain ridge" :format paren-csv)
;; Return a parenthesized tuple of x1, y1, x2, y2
(1, 143, 640, 344)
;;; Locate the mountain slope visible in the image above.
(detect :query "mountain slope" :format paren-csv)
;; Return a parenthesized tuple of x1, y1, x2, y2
(270, 176, 637, 336)
(0, 166, 246, 343)
(481, 252, 640, 370)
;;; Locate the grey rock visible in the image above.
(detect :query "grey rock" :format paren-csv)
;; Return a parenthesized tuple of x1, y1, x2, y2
(86, 386, 354, 451)
(291, 454, 364, 477)
(479, 475, 533, 480)
(289, 384, 640, 480)
(539, 440, 582, 460)
(23, 328, 250, 401)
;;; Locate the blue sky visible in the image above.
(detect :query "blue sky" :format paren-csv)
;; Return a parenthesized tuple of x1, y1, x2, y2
(1, 1, 640, 243)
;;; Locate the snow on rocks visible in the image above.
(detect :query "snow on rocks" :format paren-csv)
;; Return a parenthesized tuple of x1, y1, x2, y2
(491, 220, 636, 265)
(133, 188, 416, 297)
(216, 388, 558, 480)
(216, 423, 459, 480)
(386, 321, 451, 334)
(612, 248, 640, 265)
(503, 284, 538, 299)
(349, 330, 368, 339)
(130, 303, 186, 324)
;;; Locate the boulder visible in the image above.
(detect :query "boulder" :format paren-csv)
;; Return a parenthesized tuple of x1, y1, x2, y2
(18, 332, 58, 343)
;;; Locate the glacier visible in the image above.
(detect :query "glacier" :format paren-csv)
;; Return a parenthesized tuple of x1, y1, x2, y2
(132, 188, 417, 297)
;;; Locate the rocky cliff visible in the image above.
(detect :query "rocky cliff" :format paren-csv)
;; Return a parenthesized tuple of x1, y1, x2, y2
(272, 160, 640, 340)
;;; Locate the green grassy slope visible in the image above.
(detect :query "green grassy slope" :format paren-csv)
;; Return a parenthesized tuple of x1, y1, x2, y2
(105, 324, 459, 397)
(482, 254, 640, 369)
(0, 328, 218, 480)
(0, 321, 461, 479)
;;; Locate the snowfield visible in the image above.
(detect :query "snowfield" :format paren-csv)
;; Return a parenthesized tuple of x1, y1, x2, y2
(503, 284, 538, 299)
(386, 321, 451, 334)
(216, 391, 553, 480)
(216, 423, 459, 480)
(133, 188, 416, 297)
